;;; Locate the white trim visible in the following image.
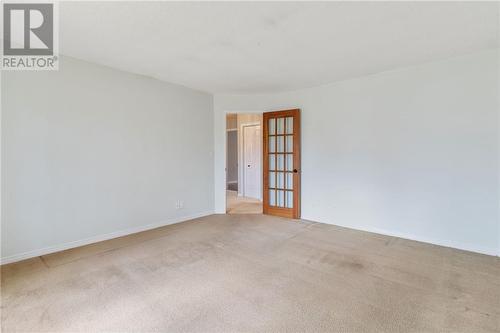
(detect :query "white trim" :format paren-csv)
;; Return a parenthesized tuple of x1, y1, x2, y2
(498, 4, 500, 256)
(226, 128, 237, 132)
(302, 214, 499, 257)
(227, 181, 237, 184)
(0, 65, 3, 267)
(498, 3, 500, 258)
(0, 211, 214, 265)
(240, 122, 261, 127)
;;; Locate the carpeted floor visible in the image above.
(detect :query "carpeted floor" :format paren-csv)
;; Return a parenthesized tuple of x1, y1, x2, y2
(1, 214, 500, 332)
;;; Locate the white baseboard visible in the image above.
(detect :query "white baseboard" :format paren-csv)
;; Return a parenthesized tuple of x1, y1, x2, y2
(301, 214, 499, 257)
(3, 211, 496, 264)
(0, 211, 214, 265)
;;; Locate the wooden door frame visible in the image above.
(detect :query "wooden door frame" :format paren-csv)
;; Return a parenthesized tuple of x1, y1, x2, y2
(241, 122, 262, 200)
(263, 109, 301, 219)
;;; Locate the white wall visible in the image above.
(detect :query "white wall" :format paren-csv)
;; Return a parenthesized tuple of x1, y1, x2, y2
(214, 49, 499, 256)
(2, 50, 498, 262)
(2, 56, 214, 263)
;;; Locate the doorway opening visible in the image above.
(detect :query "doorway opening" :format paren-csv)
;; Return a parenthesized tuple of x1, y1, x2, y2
(226, 113, 263, 214)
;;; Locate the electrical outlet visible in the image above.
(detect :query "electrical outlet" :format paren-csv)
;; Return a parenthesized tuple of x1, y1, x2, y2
(175, 200, 184, 209)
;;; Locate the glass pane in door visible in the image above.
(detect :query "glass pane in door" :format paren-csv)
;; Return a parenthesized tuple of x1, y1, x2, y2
(269, 118, 276, 135)
(277, 136, 284, 152)
(286, 191, 293, 208)
(286, 154, 293, 171)
(269, 137, 275, 152)
(276, 172, 284, 189)
(286, 136, 293, 152)
(269, 154, 275, 170)
(269, 190, 276, 206)
(277, 190, 285, 207)
(285, 117, 293, 134)
(285, 173, 293, 189)
(276, 154, 284, 170)
(277, 118, 285, 134)
(269, 172, 275, 188)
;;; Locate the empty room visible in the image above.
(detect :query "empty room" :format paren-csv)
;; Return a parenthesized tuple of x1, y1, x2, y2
(1, 1, 499, 332)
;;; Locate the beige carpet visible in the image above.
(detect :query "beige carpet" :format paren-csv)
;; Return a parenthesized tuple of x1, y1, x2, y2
(226, 190, 262, 214)
(2, 214, 500, 332)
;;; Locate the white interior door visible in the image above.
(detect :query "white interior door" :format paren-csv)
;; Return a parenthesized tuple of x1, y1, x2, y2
(243, 125, 262, 199)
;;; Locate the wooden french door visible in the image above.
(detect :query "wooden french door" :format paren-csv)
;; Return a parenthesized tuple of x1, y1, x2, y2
(263, 109, 300, 219)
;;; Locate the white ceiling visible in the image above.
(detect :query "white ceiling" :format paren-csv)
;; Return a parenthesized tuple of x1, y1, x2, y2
(60, 1, 499, 94)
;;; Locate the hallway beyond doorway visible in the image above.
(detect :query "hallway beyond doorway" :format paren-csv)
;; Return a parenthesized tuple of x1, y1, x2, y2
(226, 191, 262, 214)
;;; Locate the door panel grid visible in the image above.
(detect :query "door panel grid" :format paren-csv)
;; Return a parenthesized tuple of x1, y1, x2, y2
(263, 109, 300, 219)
